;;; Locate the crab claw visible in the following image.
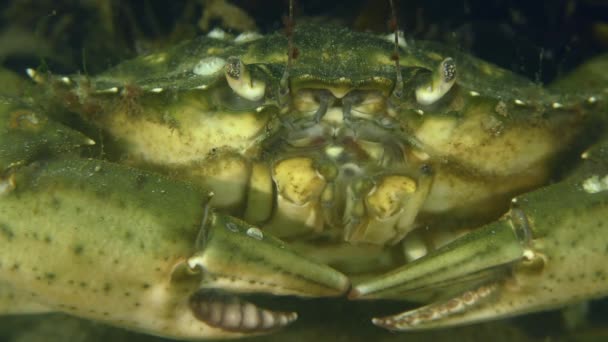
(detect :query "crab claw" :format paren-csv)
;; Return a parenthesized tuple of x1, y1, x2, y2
(354, 138, 608, 330)
(350, 213, 528, 301)
(185, 212, 350, 332)
(187, 212, 351, 298)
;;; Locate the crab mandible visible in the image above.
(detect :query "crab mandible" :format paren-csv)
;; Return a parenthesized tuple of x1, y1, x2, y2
(0, 15, 608, 340)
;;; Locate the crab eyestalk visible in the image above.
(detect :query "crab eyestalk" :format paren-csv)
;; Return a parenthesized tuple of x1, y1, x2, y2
(225, 56, 266, 101)
(415, 57, 457, 105)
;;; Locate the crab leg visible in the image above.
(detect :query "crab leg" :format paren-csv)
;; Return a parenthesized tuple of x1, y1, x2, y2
(0, 96, 94, 171)
(0, 157, 348, 339)
(354, 137, 608, 330)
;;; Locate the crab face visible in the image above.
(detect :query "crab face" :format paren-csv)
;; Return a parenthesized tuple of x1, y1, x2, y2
(0, 12, 608, 341)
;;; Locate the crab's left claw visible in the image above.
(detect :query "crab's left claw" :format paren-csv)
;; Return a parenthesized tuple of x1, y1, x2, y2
(353, 137, 608, 330)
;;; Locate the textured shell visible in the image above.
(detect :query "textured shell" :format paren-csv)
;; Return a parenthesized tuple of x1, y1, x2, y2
(84, 24, 558, 107)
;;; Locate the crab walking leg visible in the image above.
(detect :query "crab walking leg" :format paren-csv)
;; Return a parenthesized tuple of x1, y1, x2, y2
(0, 97, 94, 170)
(364, 138, 608, 330)
(0, 158, 348, 339)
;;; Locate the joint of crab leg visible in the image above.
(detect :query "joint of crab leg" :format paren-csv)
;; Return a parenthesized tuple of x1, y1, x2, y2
(415, 57, 456, 105)
(187, 212, 350, 298)
(225, 57, 266, 101)
(189, 290, 297, 333)
(0, 173, 16, 195)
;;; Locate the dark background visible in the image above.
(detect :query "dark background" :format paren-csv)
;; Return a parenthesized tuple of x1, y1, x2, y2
(0, 0, 607, 83)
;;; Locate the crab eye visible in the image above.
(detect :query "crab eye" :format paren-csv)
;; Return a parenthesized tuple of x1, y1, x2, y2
(224, 57, 266, 101)
(415, 57, 456, 105)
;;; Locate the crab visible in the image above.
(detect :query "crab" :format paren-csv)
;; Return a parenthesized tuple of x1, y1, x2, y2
(0, 15, 608, 340)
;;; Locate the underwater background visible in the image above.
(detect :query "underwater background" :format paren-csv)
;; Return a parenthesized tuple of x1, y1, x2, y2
(0, 0, 607, 341)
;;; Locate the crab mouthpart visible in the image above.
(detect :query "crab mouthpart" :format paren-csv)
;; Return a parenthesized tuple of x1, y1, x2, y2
(190, 290, 298, 333)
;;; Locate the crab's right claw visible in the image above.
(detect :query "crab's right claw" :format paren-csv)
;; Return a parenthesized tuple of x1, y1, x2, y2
(187, 212, 351, 298)
(354, 137, 608, 331)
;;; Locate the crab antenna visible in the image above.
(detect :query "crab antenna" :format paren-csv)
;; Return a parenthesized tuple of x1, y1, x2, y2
(389, 0, 404, 98)
(280, 0, 295, 96)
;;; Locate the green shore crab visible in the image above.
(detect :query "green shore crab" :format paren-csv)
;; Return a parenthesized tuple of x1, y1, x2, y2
(1, 11, 608, 340)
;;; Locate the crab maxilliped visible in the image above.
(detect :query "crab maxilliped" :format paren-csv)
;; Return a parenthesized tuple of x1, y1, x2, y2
(0, 21, 607, 340)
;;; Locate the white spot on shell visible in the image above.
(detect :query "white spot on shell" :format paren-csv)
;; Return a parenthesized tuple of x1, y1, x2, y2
(246, 227, 264, 240)
(582, 175, 608, 194)
(587, 96, 597, 104)
(25, 68, 44, 83)
(98, 87, 119, 94)
(207, 28, 227, 40)
(234, 32, 263, 43)
(25, 68, 36, 78)
(514, 99, 525, 105)
(415, 109, 424, 115)
(552, 102, 563, 109)
(383, 31, 407, 47)
(193, 56, 226, 77)
(61, 76, 71, 85)
(469, 91, 480, 97)
(150, 87, 163, 93)
(195, 84, 209, 90)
